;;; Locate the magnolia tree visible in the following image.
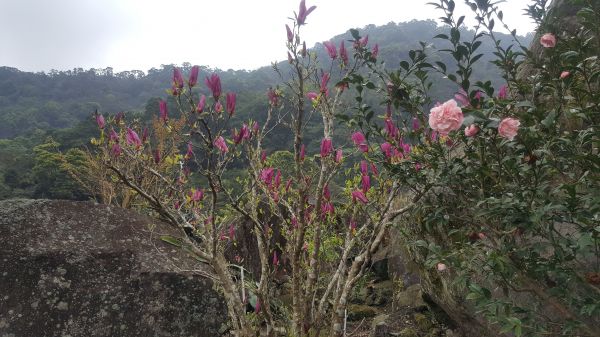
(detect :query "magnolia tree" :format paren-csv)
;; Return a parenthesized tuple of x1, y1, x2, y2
(90, 1, 414, 336)
(346, 0, 599, 336)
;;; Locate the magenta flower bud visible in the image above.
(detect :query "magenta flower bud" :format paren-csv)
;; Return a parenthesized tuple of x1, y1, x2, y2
(226, 92, 236, 116)
(560, 71, 570, 79)
(188, 65, 199, 87)
(196, 95, 206, 113)
(274, 170, 282, 189)
(260, 167, 275, 187)
(361, 175, 371, 193)
(109, 129, 119, 142)
(286, 24, 294, 43)
(111, 143, 122, 157)
(125, 128, 142, 148)
(267, 87, 279, 106)
(370, 163, 378, 176)
(372, 44, 379, 59)
(384, 118, 398, 139)
(297, 0, 316, 25)
(351, 190, 368, 204)
(300, 144, 306, 161)
(381, 142, 392, 158)
(412, 118, 420, 131)
(285, 178, 293, 193)
(191, 188, 204, 202)
(454, 88, 470, 107)
(273, 251, 279, 267)
(350, 219, 357, 232)
(306, 92, 319, 102)
(185, 141, 194, 160)
(214, 136, 228, 153)
(340, 41, 348, 66)
(498, 85, 508, 99)
(351, 131, 368, 153)
(323, 184, 331, 200)
(261, 150, 267, 163)
(173, 67, 184, 89)
(356, 35, 368, 48)
(321, 202, 334, 217)
(153, 149, 161, 164)
(142, 127, 149, 143)
(360, 160, 368, 175)
(320, 138, 333, 157)
(323, 41, 337, 59)
(159, 99, 168, 122)
(320, 72, 330, 93)
(95, 114, 105, 129)
(205, 73, 222, 100)
(334, 149, 343, 163)
(229, 224, 235, 240)
(215, 101, 223, 114)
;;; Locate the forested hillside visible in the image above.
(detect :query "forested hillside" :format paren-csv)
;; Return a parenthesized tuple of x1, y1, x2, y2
(0, 20, 531, 200)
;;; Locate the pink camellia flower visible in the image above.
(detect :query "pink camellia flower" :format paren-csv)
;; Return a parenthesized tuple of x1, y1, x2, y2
(300, 144, 306, 161)
(286, 24, 293, 43)
(205, 73, 222, 100)
(173, 67, 184, 89)
(372, 44, 379, 59)
(351, 190, 368, 204)
(334, 149, 343, 163)
(323, 41, 337, 59)
(320, 137, 333, 157)
(384, 118, 398, 138)
(214, 136, 228, 153)
(226, 92, 236, 116)
(428, 99, 464, 135)
(454, 88, 470, 107)
(196, 95, 206, 113)
(95, 113, 105, 129)
(188, 65, 199, 87)
(153, 149, 161, 164)
(125, 128, 142, 148)
(464, 124, 479, 137)
(361, 175, 371, 193)
(339, 41, 348, 66)
(381, 142, 392, 158)
(540, 33, 556, 48)
(159, 99, 168, 122)
(306, 92, 319, 102)
(215, 101, 223, 114)
(498, 117, 520, 141)
(351, 131, 368, 152)
(498, 85, 508, 99)
(320, 72, 330, 93)
(436, 263, 447, 271)
(560, 71, 570, 79)
(297, 0, 316, 25)
(111, 143, 122, 157)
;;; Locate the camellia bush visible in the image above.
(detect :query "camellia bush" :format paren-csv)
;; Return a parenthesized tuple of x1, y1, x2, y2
(85, 0, 599, 336)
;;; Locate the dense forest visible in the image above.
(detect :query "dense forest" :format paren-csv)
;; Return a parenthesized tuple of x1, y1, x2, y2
(0, 20, 532, 200)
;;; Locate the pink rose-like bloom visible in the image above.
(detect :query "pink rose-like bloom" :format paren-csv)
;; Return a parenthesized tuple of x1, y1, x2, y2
(320, 138, 333, 157)
(498, 85, 508, 99)
(214, 136, 228, 153)
(436, 263, 447, 271)
(428, 99, 464, 135)
(560, 71, 570, 79)
(323, 41, 337, 59)
(464, 124, 479, 137)
(540, 33, 556, 48)
(498, 117, 520, 141)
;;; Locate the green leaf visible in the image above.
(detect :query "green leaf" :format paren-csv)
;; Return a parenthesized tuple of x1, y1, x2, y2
(161, 235, 182, 247)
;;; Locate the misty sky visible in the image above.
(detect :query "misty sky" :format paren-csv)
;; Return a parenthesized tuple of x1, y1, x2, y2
(0, 0, 537, 73)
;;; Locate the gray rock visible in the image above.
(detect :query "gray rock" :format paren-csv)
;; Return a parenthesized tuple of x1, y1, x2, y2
(0, 199, 227, 337)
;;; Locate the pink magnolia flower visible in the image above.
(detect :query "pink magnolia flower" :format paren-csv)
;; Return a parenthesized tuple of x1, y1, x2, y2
(560, 71, 570, 79)
(540, 33, 556, 48)
(372, 44, 379, 59)
(191, 188, 204, 202)
(142, 127, 149, 143)
(320, 72, 330, 93)
(351, 190, 368, 204)
(185, 141, 194, 160)
(125, 128, 142, 147)
(159, 99, 168, 122)
(351, 131, 368, 152)
(226, 92, 236, 116)
(109, 129, 119, 142)
(429, 99, 464, 135)
(357, 35, 369, 48)
(188, 65, 199, 87)
(233, 123, 250, 144)
(339, 41, 348, 66)
(261, 150, 267, 163)
(334, 149, 343, 163)
(267, 88, 279, 106)
(320, 138, 333, 157)
(215, 101, 223, 114)
(196, 95, 206, 113)
(384, 118, 398, 138)
(274, 170, 282, 189)
(361, 175, 371, 193)
(214, 136, 228, 153)
(205, 73, 222, 100)
(272, 251, 279, 267)
(252, 121, 259, 134)
(300, 144, 306, 161)
(323, 41, 337, 59)
(286, 24, 294, 43)
(306, 92, 319, 102)
(297, 0, 316, 25)
(229, 224, 236, 240)
(498, 117, 520, 141)
(360, 160, 368, 175)
(95, 113, 105, 129)
(323, 184, 331, 200)
(111, 143, 122, 157)
(260, 167, 275, 187)
(153, 149, 161, 164)
(498, 85, 508, 99)
(370, 164, 378, 176)
(173, 67, 184, 89)
(321, 202, 335, 217)
(464, 124, 479, 137)
(380, 142, 392, 158)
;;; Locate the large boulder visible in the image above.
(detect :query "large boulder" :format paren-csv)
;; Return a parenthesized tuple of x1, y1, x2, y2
(0, 199, 227, 337)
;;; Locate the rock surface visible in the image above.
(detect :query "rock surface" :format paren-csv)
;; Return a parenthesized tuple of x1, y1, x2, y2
(0, 199, 227, 337)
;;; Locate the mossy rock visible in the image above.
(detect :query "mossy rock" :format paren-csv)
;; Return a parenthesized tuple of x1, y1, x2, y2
(347, 304, 378, 321)
(398, 327, 419, 337)
(366, 280, 395, 306)
(414, 312, 433, 331)
(395, 284, 427, 310)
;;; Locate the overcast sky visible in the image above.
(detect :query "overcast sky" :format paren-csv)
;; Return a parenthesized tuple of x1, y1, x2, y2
(0, 0, 537, 73)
